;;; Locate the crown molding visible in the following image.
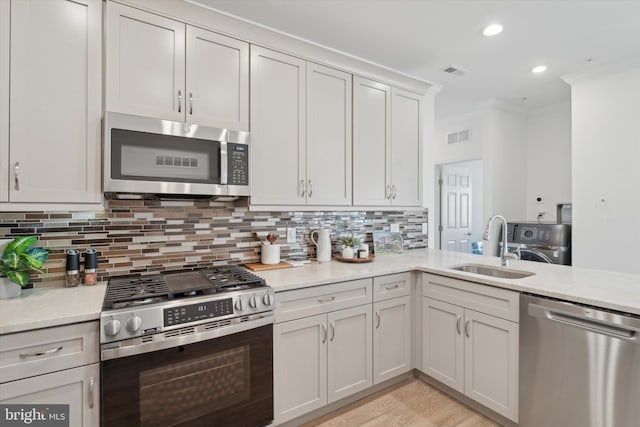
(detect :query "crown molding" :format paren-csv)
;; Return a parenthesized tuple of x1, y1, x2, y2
(476, 97, 529, 117)
(561, 54, 640, 86)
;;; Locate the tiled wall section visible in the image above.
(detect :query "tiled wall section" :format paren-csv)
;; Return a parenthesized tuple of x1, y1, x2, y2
(0, 199, 428, 287)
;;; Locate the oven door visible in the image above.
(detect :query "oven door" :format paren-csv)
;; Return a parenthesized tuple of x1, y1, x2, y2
(101, 325, 273, 427)
(104, 111, 228, 196)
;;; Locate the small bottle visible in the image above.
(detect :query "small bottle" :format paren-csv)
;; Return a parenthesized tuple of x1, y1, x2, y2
(83, 248, 98, 286)
(65, 250, 80, 287)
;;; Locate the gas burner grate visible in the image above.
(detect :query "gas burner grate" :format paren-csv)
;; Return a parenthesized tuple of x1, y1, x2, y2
(200, 266, 266, 290)
(103, 275, 171, 309)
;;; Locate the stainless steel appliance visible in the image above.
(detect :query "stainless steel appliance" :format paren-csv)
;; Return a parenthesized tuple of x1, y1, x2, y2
(104, 112, 250, 199)
(100, 266, 275, 427)
(506, 222, 571, 265)
(520, 294, 640, 427)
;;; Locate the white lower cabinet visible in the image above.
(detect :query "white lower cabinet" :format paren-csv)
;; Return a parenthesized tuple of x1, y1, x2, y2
(373, 295, 411, 384)
(422, 274, 519, 422)
(274, 305, 372, 424)
(0, 363, 100, 427)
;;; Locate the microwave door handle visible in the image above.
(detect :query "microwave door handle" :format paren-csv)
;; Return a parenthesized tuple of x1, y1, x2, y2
(220, 141, 228, 185)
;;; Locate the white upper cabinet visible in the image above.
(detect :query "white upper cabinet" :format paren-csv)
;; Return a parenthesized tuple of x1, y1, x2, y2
(250, 46, 306, 205)
(353, 76, 391, 206)
(391, 87, 423, 206)
(106, 2, 248, 130)
(106, 2, 185, 122)
(353, 77, 424, 207)
(306, 63, 352, 206)
(4, 0, 101, 204)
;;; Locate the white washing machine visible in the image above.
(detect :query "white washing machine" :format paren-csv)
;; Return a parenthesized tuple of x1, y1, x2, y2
(507, 222, 571, 265)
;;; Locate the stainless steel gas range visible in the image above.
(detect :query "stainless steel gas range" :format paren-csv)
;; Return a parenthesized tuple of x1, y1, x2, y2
(100, 266, 275, 427)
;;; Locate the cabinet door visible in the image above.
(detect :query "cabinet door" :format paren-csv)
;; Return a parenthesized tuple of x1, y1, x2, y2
(0, 0, 9, 202)
(106, 2, 185, 122)
(250, 46, 306, 205)
(422, 298, 464, 393)
(274, 315, 327, 424)
(373, 296, 411, 384)
(327, 304, 372, 403)
(306, 63, 352, 205)
(464, 309, 519, 421)
(0, 363, 100, 427)
(9, 0, 101, 203)
(186, 27, 248, 130)
(391, 88, 423, 206)
(353, 76, 391, 206)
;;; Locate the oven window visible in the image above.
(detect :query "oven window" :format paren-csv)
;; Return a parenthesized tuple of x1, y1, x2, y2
(102, 325, 273, 427)
(111, 129, 220, 184)
(140, 346, 250, 426)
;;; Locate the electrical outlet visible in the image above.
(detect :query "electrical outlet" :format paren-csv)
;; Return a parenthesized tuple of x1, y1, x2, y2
(421, 223, 428, 235)
(390, 223, 400, 233)
(286, 227, 296, 243)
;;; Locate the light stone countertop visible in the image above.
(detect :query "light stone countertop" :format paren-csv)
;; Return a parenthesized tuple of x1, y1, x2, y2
(0, 283, 107, 335)
(1, 249, 639, 335)
(254, 249, 640, 316)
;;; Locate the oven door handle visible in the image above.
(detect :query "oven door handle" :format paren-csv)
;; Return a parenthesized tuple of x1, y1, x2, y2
(101, 312, 274, 361)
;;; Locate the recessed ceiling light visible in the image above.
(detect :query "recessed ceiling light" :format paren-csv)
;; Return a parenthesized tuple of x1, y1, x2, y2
(531, 65, 547, 74)
(482, 23, 503, 37)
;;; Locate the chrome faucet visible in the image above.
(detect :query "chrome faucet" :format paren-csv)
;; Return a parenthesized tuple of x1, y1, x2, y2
(484, 214, 519, 267)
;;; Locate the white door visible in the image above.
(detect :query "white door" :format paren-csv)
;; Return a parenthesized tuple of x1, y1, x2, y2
(186, 27, 248, 130)
(306, 62, 352, 206)
(373, 296, 411, 384)
(440, 165, 473, 252)
(353, 76, 391, 206)
(274, 315, 327, 424)
(106, 2, 185, 121)
(327, 305, 372, 403)
(464, 309, 519, 421)
(391, 88, 423, 206)
(0, 363, 100, 427)
(422, 298, 465, 393)
(250, 46, 306, 205)
(9, 0, 101, 203)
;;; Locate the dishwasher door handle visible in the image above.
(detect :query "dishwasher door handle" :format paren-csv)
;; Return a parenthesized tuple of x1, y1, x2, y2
(529, 302, 639, 341)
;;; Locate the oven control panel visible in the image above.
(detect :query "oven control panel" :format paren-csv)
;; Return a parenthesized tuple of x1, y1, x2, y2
(164, 298, 233, 327)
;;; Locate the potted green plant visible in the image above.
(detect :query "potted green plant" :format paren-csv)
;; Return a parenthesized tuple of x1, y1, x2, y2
(0, 236, 49, 299)
(338, 234, 361, 259)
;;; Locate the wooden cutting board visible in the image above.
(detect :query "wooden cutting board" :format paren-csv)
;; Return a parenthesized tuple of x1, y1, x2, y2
(244, 261, 293, 271)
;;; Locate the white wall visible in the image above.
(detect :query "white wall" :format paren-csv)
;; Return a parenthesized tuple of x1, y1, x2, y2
(433, 110, 483, 163)
(567, 65, 640, 273)
(525, 102, 572, 221)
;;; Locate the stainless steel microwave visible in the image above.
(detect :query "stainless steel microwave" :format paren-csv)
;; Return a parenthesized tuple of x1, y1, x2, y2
(104, 112, 250, 199)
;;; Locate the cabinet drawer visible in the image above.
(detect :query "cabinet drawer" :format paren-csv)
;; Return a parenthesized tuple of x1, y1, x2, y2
(275, 279, 372, 323)
(373, 272, 411, 301)
(422, 273, 519, 322)
(0, 321, 99, 383)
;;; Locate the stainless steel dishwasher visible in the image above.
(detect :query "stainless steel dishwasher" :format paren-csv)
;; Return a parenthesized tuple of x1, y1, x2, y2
(520, 294, 640, 427)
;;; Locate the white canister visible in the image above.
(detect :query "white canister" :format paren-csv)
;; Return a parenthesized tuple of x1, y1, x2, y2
(358, 243, 369, 259)
(261, 243, 280, 265)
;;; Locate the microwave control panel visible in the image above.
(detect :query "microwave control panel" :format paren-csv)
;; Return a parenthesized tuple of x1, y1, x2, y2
(228, 143, 249, 186)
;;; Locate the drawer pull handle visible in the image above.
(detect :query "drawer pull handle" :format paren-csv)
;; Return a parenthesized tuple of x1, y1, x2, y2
(464, 319, 470, 338)
(376, 312, 381, 329)
(19, 346, 63, 358)
(14, 162, 20, 191)
(321, 322, 327, 344)
(89, 377, 95, 409)
(317, 296, 336, 303)
(456, 315, 461, 335)
(384, 284, 400, 290)
(330, 321, 335, 341)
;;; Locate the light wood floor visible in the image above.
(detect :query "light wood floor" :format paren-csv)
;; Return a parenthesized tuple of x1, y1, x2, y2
(302, 379, 499, 427)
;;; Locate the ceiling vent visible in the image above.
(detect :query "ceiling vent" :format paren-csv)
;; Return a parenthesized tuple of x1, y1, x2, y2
(441, 65, 469, 77)
(447, 128, 472, 144)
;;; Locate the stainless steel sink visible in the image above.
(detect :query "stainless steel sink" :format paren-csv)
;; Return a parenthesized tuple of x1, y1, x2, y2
(449, 263, 535, 279)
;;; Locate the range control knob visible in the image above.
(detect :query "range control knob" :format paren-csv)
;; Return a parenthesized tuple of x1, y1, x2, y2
(126, 315, 143, 333)
(235, 297, 247, 311)
(249, 295, 260, 309)
(104, 319, 121, 337)
(263, 293, 275, 306)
